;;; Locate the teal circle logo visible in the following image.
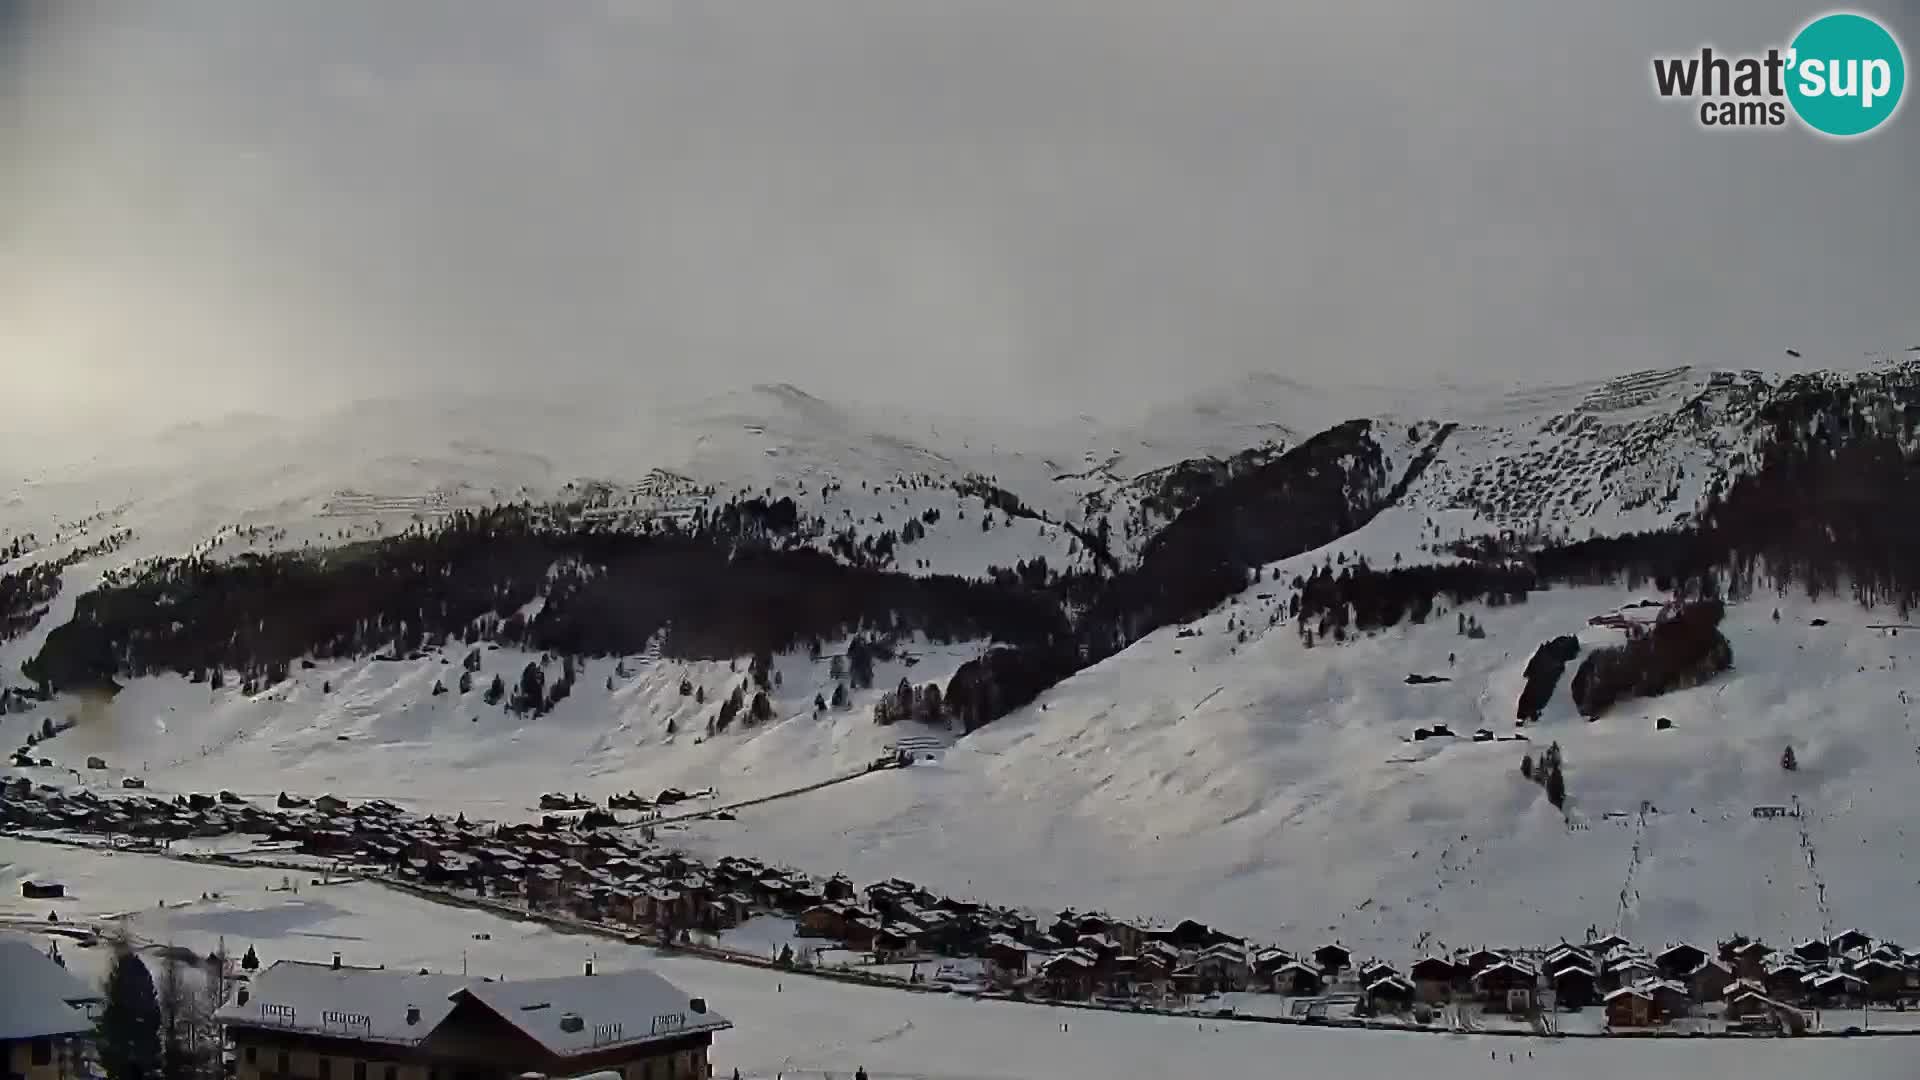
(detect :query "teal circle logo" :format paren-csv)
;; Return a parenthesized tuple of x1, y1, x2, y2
(1787, 12, 1905, 137)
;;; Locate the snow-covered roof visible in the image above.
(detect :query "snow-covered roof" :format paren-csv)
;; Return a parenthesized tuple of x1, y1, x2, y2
(454, 968, 730, 1056)
(215, 961, 472, 1044)
(0, 937, 98, 1041)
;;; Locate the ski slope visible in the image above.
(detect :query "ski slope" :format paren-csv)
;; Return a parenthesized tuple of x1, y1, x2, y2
(0, 841, 1907, 1079)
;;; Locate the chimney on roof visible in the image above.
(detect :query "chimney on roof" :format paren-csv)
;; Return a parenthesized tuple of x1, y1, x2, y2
(583, 958, 594, 977)
(405, 1006, 420, 1026)
(331, 952, 342, 970)
(689, 997, 706, 1015)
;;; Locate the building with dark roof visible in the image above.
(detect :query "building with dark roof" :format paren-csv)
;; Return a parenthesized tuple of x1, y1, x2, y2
(0, 936, 100, 1080)
(216, 959, 729, 1080)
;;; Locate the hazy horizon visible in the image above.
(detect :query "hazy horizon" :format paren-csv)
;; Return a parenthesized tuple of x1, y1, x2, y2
(4, 1, 1917, 453)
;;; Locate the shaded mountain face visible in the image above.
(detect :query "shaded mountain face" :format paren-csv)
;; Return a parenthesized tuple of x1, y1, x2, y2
(12, 361, 1920, 736)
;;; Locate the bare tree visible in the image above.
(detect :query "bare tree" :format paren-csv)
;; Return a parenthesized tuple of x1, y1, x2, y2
(195, 948, 230, 1079)
(155, 946, 193, 1080)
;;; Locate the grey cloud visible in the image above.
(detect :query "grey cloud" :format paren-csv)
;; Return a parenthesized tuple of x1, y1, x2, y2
(1, 0, 1915, 446)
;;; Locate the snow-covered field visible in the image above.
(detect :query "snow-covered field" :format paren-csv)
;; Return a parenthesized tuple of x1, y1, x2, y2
(1, 840, 1908, 1079)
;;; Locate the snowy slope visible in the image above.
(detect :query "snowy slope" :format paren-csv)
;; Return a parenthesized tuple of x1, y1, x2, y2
(1, 634, 977, 815)
(667, 580, 1920, 959)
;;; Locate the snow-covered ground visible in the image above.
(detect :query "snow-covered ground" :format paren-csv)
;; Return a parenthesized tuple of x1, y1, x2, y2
(658, 583, 1920, 960)
(11, 579, 1918, 967)
(1, 634, 972, 818)
(1, 840, 1907, 1079)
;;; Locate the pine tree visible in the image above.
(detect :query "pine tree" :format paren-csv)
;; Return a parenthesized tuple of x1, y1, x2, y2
(459, 670, 473, 694)
(240, 945, 259, 972)
(1520, 754, 1534, 781)
(98, 941, 162, 1080)
(1782, 746, 1798, 771)
(831, 683, 849, 710)
(484, 674, 505, 706)
(1545, 764, 1567, 809)
(749, 690, 773, 725)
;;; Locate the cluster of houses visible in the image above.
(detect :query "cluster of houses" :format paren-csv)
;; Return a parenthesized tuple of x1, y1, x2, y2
(6, 775, 1920, 1034)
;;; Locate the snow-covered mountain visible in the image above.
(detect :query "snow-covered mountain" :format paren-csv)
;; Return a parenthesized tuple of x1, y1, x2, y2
(8, 354, 1920, 962)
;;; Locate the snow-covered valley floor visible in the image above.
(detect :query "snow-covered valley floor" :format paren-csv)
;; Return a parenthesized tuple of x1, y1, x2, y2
(1, 840, 1909, 1079)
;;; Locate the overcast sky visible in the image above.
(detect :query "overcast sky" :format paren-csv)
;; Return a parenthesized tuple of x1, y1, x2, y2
(2, 1, 1917, 446)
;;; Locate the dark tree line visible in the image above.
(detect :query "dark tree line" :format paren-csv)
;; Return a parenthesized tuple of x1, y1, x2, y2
(24, 506, 1069, 697)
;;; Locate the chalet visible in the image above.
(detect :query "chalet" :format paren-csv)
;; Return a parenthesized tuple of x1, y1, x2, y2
(1603, 956, 1655, 992)
(986, 935, 1033, 979)
(1462, 948, 1506, 977)
(1831, 928, 1874, 956)
(1655, 942, 1707, 981)
(870, 925, 917, 959)
(3, 775, 31, 799)
(1357, 960, 1396, 987)
(1075, 934, 1120, 968)
(1273, 961, 1324, 996)
(1159, 919, 1218, 950)
(1, 936, 100, 1080)
(1312, 943, 1351, 975)
(1173, 950, 1246, 995)
(1543, 946, 1594, 977)
(218, 960, 729, 1080)
(1725, 986, 1802, 1032)
(1644, 979, 1691, 1020)
(1804, 970, 1867, 1007)
(1549, 966, 1598, 1009)
(1366, 975, 1415, 1013)
(85, 756, 106, 770)
(1472, 961, 1537, 1011)
(1133, 949, 1175, 992)
(313, 794, 349, 814)
(1584, 934, 1630, 957)
(1039, 951, 1095, 1000)
(1850, 957, 1909, 1002)
(1687, 958, 1733, 1003)
(1251, 948, 1296, 980)
(1730, 940, 1774, 980)
(1763, 961, 1811, 1001)
(823, 875, 856, 902)
(1409, 957, 1457, 1002)
(20, 881, 65, 900)
(1604, 986, 1654, 1027)
(1791, 938, 1831, 966)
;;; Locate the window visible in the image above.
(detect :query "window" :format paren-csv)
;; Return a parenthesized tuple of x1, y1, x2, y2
(319, 1059, 333, 1080)
(30, 1040, 51, 1066)
(245, 1047, 258, 1065)
(354, 1063, 367, 1080)
(278, 1052, 291, 1075)
(384, 1067, 397, 1080)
